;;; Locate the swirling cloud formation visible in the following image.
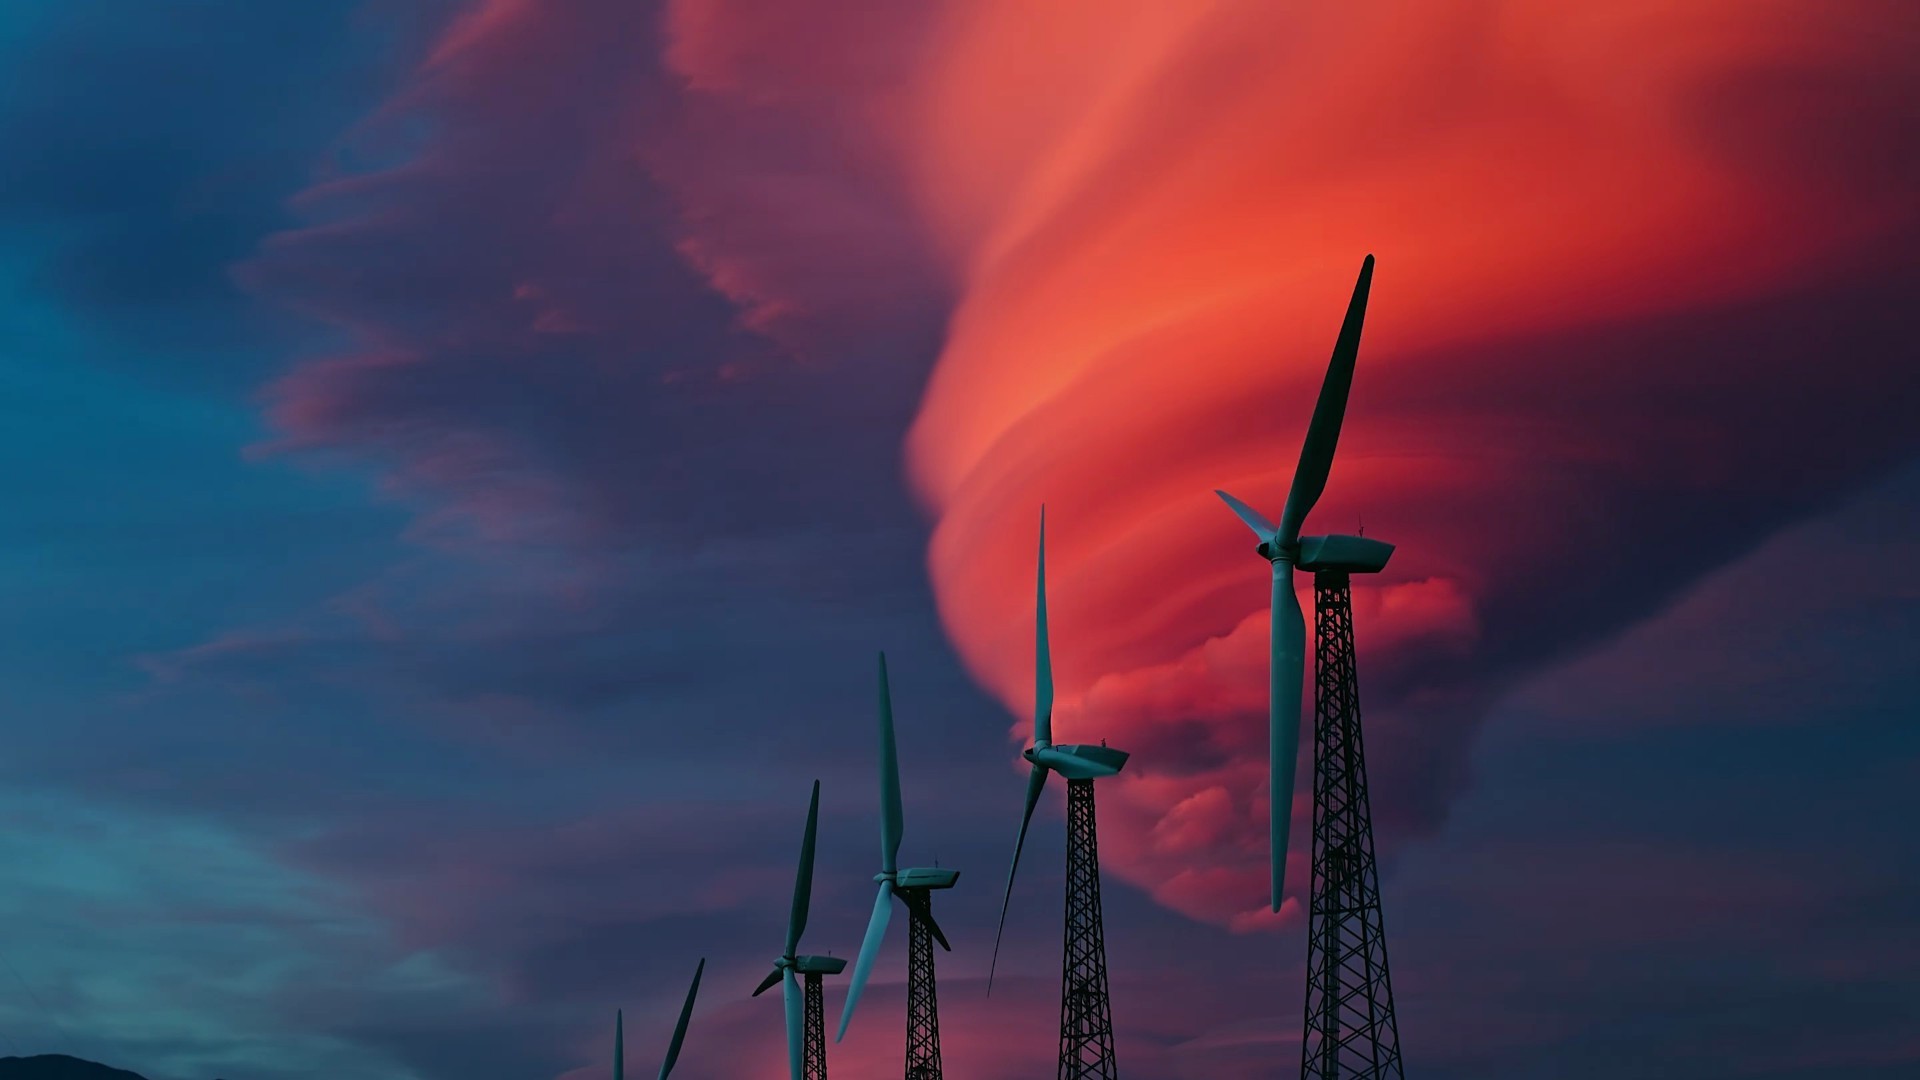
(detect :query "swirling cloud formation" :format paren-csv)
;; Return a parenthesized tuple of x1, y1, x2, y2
(657, 0, 1920, 928)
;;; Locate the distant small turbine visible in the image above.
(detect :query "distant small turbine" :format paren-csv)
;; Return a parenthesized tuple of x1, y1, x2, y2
(754, 780, 846, 1080)
(837, 653, 961, 1079)
(990, 508, 1130, 1078)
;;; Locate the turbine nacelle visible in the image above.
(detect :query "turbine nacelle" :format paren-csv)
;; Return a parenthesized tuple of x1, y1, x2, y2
(895, 867, 961, 890)
(1027, 743, 1129, 780)
(1297, 533, 1395, 575)
(792, 955, 848, 976)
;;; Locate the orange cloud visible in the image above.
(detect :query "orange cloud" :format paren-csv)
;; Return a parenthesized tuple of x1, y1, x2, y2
(659, 0, 1920, 927)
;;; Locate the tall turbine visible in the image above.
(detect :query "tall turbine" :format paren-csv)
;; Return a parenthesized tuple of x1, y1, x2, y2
(1215, 253, 1382, 912)
(615, 957, 704, 1080)
(1219, 254, 1407, 1075)
(990, 509, 1131, 1080)
(754, 781, 847, 1080)
(837, 653, 961, 1079)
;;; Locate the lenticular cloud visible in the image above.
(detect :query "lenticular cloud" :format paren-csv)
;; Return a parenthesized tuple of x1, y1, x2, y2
(661, 0, 1920, 928)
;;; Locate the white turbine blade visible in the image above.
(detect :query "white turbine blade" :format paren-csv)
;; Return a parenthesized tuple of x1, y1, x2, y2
(782, 970, 804, 1080)
(752, 966, 783, 997)
(787, 781, 820, 957)
(1035, 507, 1055, 748)
(1215, 489, 1278, 541)
(1279, 254, 1375, 544)
(988, 761, 1049, 995)
(657, 958, 702, 1080)
(1269, 569, 1308, 910)
(836, 882, 895, 1042)
(877, 653, 903, 874)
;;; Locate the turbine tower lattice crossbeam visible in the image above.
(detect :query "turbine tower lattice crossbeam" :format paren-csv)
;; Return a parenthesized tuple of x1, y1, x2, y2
(1058, 778, 1118, 1080)
(1301, 571, 1405, 1080)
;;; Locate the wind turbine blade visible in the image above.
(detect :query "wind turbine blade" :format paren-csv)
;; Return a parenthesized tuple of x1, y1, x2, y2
(922, 905, 952, 952)
(1270, 570, 1308, 910)
(1215, 489, 1278, 540)
(836, 882, 895, 1042)
(782, 970, 804, 1080)
(752, 967, 783, 997)
(787, 780, 820, 957)
(988, 762, 1049, 995)
(614, 1008, 624, 1080)
(877, 653, 903, 875)
(1035, 507, 1055, 748)
(657, 959, 702, 1080)
(1279, 253, 1375, 544)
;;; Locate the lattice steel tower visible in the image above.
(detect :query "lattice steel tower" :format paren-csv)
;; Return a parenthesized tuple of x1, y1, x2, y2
(1058, 778, 1118, 1080)
(1300, 568, 1404, 1080)
(803, 973, 829, 1080)
(900, 888, 945, 1079)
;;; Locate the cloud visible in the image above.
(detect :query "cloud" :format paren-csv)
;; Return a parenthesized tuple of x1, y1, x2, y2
(655, 0, 1920, 927)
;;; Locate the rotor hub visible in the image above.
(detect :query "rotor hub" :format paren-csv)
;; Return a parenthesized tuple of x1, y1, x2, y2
(1259, 539, 1300, 565)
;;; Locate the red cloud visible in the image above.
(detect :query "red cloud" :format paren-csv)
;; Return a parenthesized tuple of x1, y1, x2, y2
(656, 0, 1920, 929)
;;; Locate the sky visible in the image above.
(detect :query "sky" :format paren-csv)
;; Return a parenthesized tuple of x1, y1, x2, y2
(0, 2, 1916, 1078)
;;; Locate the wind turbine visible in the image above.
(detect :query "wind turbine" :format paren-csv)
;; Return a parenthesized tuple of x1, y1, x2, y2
(1215, 253, 1386, 914)
(990, 508, 1130, 1079)
(836, 653, 961, 1079)
(614, 956, 704, 1080)
(1223, 255, 1406, 1076)
(754, 781, 846, 1080)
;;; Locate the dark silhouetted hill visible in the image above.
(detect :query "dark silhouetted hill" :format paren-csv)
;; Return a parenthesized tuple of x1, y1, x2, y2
(0, 1056, 150, 1080)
